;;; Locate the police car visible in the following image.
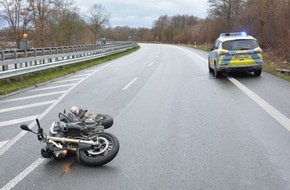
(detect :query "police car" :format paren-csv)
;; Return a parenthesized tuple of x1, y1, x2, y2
(208, 32, 263, 77)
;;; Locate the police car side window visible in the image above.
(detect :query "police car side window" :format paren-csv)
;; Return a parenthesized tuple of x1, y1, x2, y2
(213, 40, 220, 50)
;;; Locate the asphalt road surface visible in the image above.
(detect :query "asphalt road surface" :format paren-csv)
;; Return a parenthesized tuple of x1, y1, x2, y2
(0, 43, 290, 190)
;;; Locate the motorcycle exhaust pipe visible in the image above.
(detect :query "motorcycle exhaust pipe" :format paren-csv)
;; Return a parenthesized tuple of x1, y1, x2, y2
(48, 136, 80, 144)
(47, 136, 98, 145)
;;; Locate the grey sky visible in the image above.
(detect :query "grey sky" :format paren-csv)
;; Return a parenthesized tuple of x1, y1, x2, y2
(74, 0, 208, 28)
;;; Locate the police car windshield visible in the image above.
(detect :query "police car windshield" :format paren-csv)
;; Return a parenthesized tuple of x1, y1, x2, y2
(222, 39, 258, 50)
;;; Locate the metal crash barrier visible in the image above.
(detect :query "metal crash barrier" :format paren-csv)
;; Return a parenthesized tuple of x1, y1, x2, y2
(0, 42, 138, 80)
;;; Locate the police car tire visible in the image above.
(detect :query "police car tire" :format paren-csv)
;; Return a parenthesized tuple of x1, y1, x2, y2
(208, 61, 213, 72)
(214, 65, 221, 78)
(254, 69, 262, 76)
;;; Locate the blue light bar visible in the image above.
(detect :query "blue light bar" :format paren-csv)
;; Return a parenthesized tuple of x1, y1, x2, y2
(219, 32, 247, 37)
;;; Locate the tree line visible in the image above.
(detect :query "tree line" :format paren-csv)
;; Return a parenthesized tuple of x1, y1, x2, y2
(0, 0, 110, 48)
(0, 0, 289, 56)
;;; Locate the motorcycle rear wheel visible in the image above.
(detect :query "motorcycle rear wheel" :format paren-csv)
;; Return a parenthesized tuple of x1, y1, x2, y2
(79, 132, 119, 166)
(96, 114, 114, 129)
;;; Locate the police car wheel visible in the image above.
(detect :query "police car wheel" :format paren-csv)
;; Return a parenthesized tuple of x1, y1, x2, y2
(254, 69, 262, 76)
(214, 64, 221, 78)
(208, 61, 213, 72)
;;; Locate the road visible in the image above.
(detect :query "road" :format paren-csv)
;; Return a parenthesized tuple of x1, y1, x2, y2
(0, 43, 290, 190)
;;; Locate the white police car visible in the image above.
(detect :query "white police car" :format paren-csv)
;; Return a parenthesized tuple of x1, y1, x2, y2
(208, 32, 263, 77)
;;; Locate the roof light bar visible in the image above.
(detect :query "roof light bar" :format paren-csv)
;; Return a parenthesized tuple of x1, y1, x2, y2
(219, 32, 247, 37)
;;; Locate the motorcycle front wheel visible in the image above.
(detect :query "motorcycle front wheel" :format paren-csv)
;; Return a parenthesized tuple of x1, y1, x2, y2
(79, 132, 119, 166)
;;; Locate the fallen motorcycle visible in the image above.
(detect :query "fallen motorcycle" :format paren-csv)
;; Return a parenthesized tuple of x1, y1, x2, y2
(20, 117, 119, 167)
(59, 106, 113, 130)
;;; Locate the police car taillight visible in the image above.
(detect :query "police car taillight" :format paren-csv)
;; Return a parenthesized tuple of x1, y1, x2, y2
(254, 48, 262, 53)
(219, 50, 228, 55)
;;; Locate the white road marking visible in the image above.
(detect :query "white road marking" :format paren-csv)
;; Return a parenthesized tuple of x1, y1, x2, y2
(0, 63, 111, 156)
(0, 63, 112, 190)
(185, 48, 290, 131)
(227, 77, 290, 131)
(192, 76, 215, 81)
(0, 115, 39, 128)
(0, 91, 65, 103)
(149, 62, 154, 67)
(123, 77, 138, 90)
(0, 158, 45, 190)
(71, 74, 90, 77)
(54, 78, 84, 83)
(31, 84, 75, 91)
(0, 101, 55, 114)
(0, 140, 9, 149)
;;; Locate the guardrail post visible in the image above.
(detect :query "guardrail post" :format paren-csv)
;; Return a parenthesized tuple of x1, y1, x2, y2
(13, 50, 18, 69)
(56, 47, 59, 61)
(49, 48, 52, 62)
(24, 49, 28, 67)
(42, 48, 45, 64)
(1, 50, 8, 71)
(33, 49, 37, 65)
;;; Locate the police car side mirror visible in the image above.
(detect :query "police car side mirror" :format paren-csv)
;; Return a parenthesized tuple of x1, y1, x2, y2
(207, 47, 213, 51)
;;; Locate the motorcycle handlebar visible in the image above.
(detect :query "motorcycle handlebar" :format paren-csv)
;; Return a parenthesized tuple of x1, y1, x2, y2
(36, 119, 45, 140)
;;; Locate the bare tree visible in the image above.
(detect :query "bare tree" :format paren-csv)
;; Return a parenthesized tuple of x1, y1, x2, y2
(29, 0, 56, 47)
(0, 0, 32, 47)
(208, 0, 245, 31)
(87, 3, 110, 42)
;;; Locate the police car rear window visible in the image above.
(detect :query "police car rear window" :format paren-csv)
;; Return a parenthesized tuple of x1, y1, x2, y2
(222, 39, 258, 50)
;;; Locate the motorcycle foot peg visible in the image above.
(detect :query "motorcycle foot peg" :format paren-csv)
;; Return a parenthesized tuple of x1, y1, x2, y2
(41, 148, 52, 158)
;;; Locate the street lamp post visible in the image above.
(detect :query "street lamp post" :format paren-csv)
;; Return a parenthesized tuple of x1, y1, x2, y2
(20, 33, 30, 50)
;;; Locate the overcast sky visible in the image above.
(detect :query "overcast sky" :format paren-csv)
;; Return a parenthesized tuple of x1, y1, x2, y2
(74, 0, 208, 28)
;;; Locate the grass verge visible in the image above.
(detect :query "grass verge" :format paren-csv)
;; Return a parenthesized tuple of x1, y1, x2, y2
(0, 45, 140, 95)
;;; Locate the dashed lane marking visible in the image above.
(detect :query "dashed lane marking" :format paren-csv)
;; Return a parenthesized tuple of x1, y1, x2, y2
(123, 77, 138, 90)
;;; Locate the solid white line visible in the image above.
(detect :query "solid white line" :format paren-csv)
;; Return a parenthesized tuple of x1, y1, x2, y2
(0, 158, 45, 190)
(174, 46, 208, 62)
(227, 77, 290, 131)
(54, 78, 84, 83)
(123, 77, 138, 90)
(0, 91, 65, 103)
(31, 84, 75, 91)
(186, 48, 290, 131)
(0, 115, 39, 128)
(149, 62, 154, 67)
(0, 101, 55, 114)
(0, 141, 9, 149)
(72, 74, 90, 77)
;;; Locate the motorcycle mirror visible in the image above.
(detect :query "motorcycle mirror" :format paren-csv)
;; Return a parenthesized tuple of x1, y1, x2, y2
(20, 124, 34, 133)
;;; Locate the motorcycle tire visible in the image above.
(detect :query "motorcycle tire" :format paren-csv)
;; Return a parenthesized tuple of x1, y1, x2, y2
(79, 132, 119, 166)
(96, 114, 114, 129)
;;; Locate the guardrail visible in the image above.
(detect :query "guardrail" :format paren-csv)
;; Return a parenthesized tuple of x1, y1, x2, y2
(0, 42, 137, 80)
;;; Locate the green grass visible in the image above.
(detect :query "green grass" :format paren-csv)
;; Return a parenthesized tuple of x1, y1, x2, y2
(263, 63, 290, 82)
(0, 45, 140, 95)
